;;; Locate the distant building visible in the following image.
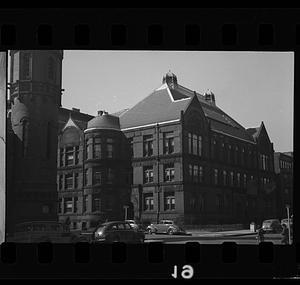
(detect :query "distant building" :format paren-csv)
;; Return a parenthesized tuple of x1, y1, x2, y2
(6, 50, 63, 235)
(57, 109, 132, 231)
(274, 152, 293, 219)
(117, 71, 277, 225)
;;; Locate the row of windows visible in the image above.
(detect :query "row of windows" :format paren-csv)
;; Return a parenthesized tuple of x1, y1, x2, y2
(213, 168, 254, 188)
(143, 132, 175, 157)
(85, 137, 115, 159)
(58, 195, 113, 214)
(143, 164, 175, 184)
(143, 192, 258, 213)
(188, 164, 204, 183)
(59, 146, 79, 167)
(280, 160, 292, 170)
(58, 173, 79, 190)
(211, 140, 259, 169)
(188, 133, 202, 156)
(58, 168, 116, 190)
(144, 192, 175, 211)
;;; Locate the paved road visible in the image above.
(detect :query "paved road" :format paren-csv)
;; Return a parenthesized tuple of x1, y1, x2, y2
(144, 232, 291, 245)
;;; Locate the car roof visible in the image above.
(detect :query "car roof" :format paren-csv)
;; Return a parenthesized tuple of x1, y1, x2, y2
(263, 219, 279, 222)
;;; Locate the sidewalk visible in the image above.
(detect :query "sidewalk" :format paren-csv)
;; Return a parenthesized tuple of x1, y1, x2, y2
(186, 229, 256, 238)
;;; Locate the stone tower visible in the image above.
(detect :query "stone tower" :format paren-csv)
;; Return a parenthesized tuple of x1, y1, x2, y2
(7, 50, 63, 233)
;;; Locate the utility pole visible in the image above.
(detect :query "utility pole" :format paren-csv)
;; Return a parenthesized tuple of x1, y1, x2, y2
(156, 123, 160, 224)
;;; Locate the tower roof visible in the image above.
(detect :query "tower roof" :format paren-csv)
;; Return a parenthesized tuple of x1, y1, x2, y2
(86, 111, 121, 131)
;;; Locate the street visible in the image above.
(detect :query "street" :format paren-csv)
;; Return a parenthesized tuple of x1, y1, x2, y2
(144, 232, 289, 245)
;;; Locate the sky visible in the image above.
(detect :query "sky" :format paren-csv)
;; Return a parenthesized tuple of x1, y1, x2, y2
(62, 51, 293, 153)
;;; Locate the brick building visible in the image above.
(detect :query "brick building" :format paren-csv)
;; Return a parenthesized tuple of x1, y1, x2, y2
(117, 71, 277, 225)
(57, 109, 131, 231)
(274, 152, 293, 219)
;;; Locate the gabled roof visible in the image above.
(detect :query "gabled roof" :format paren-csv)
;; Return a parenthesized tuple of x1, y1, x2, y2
(62, 115, 81, 132)
(58, 107, 94, 131)
(118, 80, 255, 143)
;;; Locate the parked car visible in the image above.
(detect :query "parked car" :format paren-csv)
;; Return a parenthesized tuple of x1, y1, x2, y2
(262, 219, 283, 233)
(92, 221, 145, 243)
(10, 221, 78, 243)
(125, 220, 144, 231)
(146, 220, 186, 235)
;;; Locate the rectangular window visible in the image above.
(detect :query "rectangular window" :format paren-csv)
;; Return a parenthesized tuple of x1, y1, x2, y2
(74, 197, 78, 213)
(188, 133, 192, 154)
(58, 175, 63, 190)
(223, 170, 227, 186)
(237, 173, 241, 187)
(84, 169, 89, 186)
(74, 173, 79, 189)
(106, 143, 114, 158)
(198, 135, 202, 156)
(144, 166, 154, 183)
(199, 166, 204, 183)
(74, 146, 79, 164)
(230, 171, 234, 186)
(193, 165, 199, 183)
(85, 139, 90, 160)
(93, 169, 102, 185)
(83, 195, 88, 213)
(243, 174, 247, 188)
(107, 168, 115, 184)
(211, 140, 216, 160)
(163, 132, 174, 154)
(65, 174, 73, 189)
(93, 137, 102, 158)
(143, 135, 153, 157)
(214, 169, 218, 185)
(164, 192, 175, 211)
(92, 196, 101, 212)
(64, 198, 73, 213)
(65, 147, 74, 166)
(193, 134, 198, 155)
(216, 195, 222, 211)
(164, 164, 175, 182)
(59, 148, 64, 167)
(234, 146, 239, 165)
(189, 164, 193, 181)
(128, 137, 133, 157)
(144, 194, 154, 211)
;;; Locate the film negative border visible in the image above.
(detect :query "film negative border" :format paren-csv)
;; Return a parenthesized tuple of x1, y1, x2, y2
(0, 8, 299, 279)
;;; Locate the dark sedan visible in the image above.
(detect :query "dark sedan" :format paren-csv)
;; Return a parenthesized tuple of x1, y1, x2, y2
(92, 221, 145, 243)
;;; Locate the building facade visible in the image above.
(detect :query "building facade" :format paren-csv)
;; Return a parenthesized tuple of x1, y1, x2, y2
(6, 50, 63, 234)
(57, 109, 132, 231)
(118, 72, 277, 225)
(274, 152, 293, 219)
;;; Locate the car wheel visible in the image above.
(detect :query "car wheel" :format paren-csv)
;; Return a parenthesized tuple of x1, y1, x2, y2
(167, 229, 174, 235)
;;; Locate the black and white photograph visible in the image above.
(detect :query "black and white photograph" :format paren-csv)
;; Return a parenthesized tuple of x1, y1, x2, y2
(1, 50, 293, 247)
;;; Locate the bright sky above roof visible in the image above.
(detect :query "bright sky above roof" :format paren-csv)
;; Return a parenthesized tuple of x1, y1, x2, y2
(61, 50, 293, 153)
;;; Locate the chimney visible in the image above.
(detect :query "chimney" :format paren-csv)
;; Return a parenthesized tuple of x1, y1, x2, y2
(98, 110, 104, 116)
(204, 90, 216, 106)
(72, 108, 80, 112)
